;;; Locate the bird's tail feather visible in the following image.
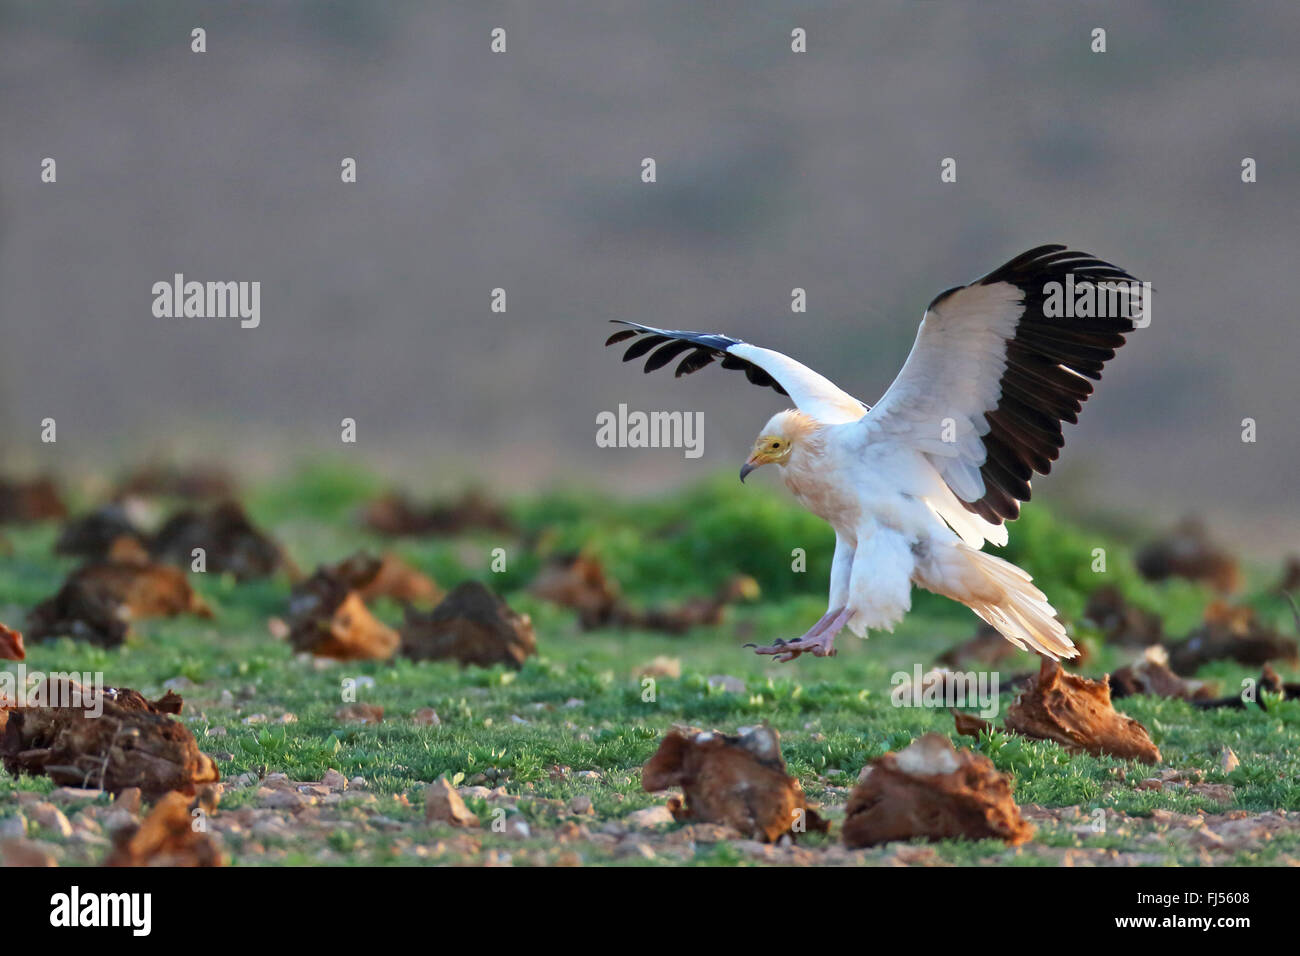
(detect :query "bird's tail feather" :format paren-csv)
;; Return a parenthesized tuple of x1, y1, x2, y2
(927, 544, 1078, 660)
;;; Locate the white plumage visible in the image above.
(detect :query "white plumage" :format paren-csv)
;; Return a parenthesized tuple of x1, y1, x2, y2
(605, 245, 1142, 662)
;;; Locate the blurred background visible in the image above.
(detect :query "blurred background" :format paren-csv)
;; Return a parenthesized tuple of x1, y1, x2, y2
(0, 1, 1296, 553)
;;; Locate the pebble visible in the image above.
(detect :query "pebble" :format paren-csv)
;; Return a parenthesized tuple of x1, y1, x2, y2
(28, 803, 73, 838)
(425, 777, 479, 828)
(615, 841, 656, 860)
(626, 805, 675, 829)
(258, 789, 305, 810)
(412, 708, 440, 726)
(569, 795, 594, 815)
(0, 838, 57, 867)
(48, 787, 102, 804)
(115, 788, 143, 815)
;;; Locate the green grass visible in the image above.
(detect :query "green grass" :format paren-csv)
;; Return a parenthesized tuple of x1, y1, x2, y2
(1, 463, 1297, 866)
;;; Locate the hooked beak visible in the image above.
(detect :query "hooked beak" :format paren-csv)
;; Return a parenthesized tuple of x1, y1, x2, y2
(739, 457, 759, 483)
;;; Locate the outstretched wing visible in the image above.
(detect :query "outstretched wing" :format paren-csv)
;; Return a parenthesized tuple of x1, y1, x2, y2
(860, 245, 1142, 525)
(604, 321, 868, 425)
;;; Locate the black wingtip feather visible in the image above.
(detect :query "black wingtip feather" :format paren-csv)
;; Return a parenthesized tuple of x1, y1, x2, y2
(958, 245, 1143, 524)
(600, 322, 790, 398)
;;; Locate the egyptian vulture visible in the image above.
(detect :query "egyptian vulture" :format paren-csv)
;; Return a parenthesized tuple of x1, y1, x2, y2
(604, 245, 1142, 661)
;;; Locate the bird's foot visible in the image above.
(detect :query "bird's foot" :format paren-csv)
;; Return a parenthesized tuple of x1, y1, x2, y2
(746, 607, 850, 663)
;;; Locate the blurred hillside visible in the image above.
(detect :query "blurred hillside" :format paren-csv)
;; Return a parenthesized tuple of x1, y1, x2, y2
(1, 1, 1297, 553)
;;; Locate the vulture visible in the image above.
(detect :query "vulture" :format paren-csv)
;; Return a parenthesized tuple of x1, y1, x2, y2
(604, 245, 1144, 661)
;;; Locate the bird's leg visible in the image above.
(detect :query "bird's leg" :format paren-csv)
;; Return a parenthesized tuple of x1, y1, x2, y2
(747, 607, 854, 662)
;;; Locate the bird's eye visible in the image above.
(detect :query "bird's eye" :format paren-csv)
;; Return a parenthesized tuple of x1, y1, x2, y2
(770, 441, 781, 450)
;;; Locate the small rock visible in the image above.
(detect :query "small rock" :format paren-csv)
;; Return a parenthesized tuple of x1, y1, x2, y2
(569, 795, 594, 815)
(258, 788, 304, 810)
(115, 788, 143, 815)
(0, 838, 57, 867)
(412, 707, 440, 726)
(425, 777, 479, 828)
(504, 817, 531, 839)
(0, 816, 26, 839)
(321, 769, 348, 791)
(28, 803, 73, 838)
(626, 805, 675, 830)
(615, 841, 656, 860)
(349, 776, 367, 790)
(634, 656, 681, 679)
(335, 703, 383, 724)
(49, 787, 102, 804)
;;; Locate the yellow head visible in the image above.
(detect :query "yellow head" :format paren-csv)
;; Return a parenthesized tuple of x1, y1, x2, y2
(739, 410, 816, 482)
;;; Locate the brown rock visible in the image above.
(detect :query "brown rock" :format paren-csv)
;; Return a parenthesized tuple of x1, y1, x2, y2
(1082, 585, 1165, 646)
(425, 777, 479, 827)
(619, 575, 759, 635)
(1005, 658, 1161, 764)
(1167, 602, 1298, 676)
(293, 551, 438, 612)
(531, 554, 622, 628)
(1110, 646, 1215, 700)
(149, 501, 291, 581)
(357, 553, 441, 605)
(0, 476, 66, 523)
(842, 733, 1034, 848)
(0, 678, 219, 797)
(1136, 518, 1241, 593)
(400, 581, 537, 668)
(104, 790, 223, 866)
(27, 559, 212, 648)
(363, 490, 514, 537)
(115, 462, 236, 501)
(530, 553, 757, 635)
(335, 703, 384, 725)
(641, 725, 827, 843)
(0, 623, 24, 661)
(55, 505, 147, 562)
(289, 590, 399, 661)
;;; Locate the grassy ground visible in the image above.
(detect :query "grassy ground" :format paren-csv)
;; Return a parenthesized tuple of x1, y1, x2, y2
(1, 465, 1298, 866)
